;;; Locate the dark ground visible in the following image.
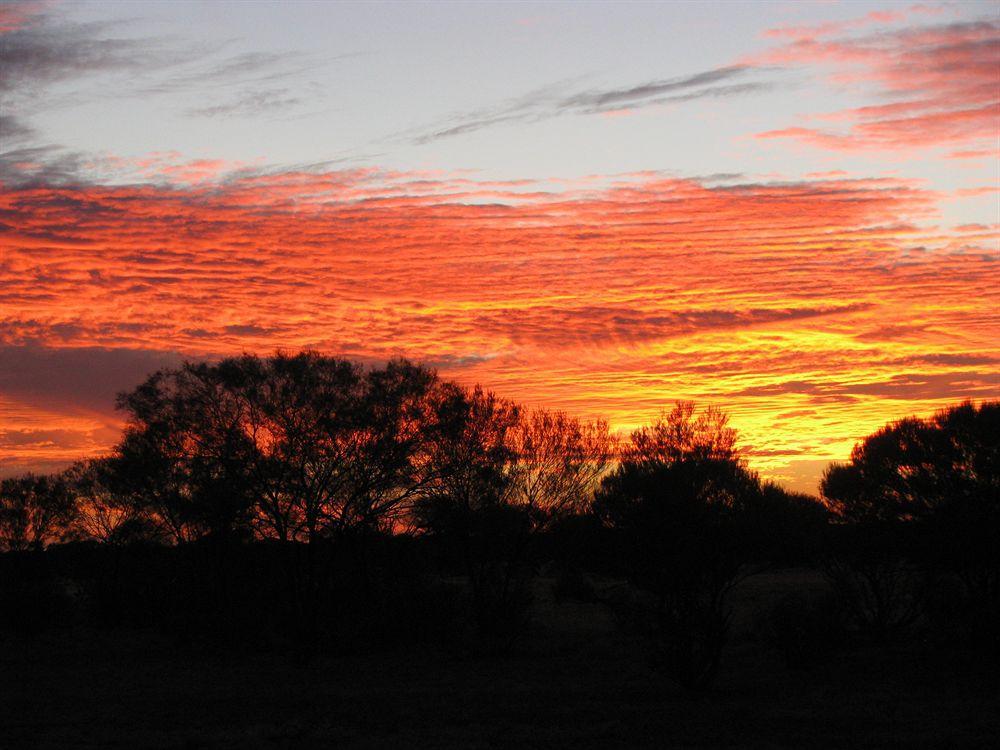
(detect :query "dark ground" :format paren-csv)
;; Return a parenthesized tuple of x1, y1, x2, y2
(2, 569, 998, 749)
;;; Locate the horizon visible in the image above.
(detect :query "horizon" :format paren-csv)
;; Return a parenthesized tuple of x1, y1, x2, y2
(2, 0, 998, 494)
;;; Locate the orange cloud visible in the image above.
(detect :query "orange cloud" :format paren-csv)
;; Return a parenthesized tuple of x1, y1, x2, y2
(1, 168, 997, 491)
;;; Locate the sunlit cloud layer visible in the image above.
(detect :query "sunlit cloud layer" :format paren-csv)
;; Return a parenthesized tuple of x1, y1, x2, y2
(2, 167, 997, 490)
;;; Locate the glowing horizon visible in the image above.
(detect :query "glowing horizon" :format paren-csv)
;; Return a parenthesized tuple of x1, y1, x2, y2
(2, 1, 997, 493)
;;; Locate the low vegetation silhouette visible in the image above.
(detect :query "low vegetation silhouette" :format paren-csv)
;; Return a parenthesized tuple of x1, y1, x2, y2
(1, 351, 997, 746)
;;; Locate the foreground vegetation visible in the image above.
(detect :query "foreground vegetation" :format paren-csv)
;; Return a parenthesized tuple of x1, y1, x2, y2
(1, 352, 997, 747)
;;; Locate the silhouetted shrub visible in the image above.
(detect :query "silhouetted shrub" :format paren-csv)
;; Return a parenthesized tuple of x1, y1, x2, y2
(761, 591, 846, 669)
(0, 578, 74, 635)
(466, 561, 535, 654)
(922, 571, 1000, 664)
(0, 552, 75, 635)
(551, 563, 596, 603)
(821, 524, 920, 643)
(544, 513, 611, 573)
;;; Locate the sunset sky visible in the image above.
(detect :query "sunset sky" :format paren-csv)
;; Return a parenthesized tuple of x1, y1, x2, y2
(1, 0, 998, 492)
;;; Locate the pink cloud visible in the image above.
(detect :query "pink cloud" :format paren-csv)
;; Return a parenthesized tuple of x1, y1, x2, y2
(0, 0, 47, 32)
(751, 16, 1000, 152)
(954, 186, 1000, 198)
(762, 8, 908, 41)
(947, 148, 1000, 160)
(805, 170, 849, 178)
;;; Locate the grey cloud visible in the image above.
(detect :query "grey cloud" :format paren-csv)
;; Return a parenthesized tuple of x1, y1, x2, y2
(731, 372, 998, 401)
(0, 18, 207, 95)
(0, 344, 185, 415)
(1, 10, 343, 155)
(852, 323, 930, 342)
(410, 64, 773, 144)
(186, 88, 304, 118)
(413, 113, 530, 145)
(476, 302, 872, 347)
(136, 49, 330, 98)
(0, 145, 95, 187)
(0, 457, 96, 478)
(904, 353, 1000, 368)
(0, 113, 35, 142)
(204, 51, 300, 81)
(423, 353, 496, 370)
(0, 429, 92, 450)
(0, 139, 367, 189)
(223, 324, 277, 336)
(615, 82, 774, 112)
(559, 65, 750, 109)
(0, 15, 319, 97)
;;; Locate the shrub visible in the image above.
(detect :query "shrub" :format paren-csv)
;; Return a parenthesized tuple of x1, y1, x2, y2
(762, 591, 846, 668)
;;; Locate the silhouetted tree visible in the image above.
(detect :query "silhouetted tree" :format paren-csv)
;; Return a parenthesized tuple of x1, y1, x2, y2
(109, 352, 442, 648)
(117, 361, 260, 542)
(750, 481, 830, 564)
(621, 401, 739, 467)
(113, 352, 439, 545)
(0, 473, 77, 552)
(65, 460, 157, 546)
(414, 385, 526, 646)
(594, 402, 761, 690)
(509, 408, 616, 528)
(415, 389, 615, 648)
(822, 401, 998, 523)
(822, 400, 999, 648)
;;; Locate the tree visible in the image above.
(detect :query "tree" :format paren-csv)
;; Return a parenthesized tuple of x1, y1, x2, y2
(414, 389, 615, 647)
(750, 482, 830, 564)
(820, 416, 930, 524)
(112, 365, 256, 543)
(64, 460, 156, 546)
(0, 473, 77, 552)
(508, 408, 616, 528)
(821, 400, 999, 647)
(110, 352, 443, 649)
(414, 384, 526, 645)
(594, 402, 761, 690)
(820, 400, 999, 524)
(112, 352, 440, 546)
(622, 401, 739, 468)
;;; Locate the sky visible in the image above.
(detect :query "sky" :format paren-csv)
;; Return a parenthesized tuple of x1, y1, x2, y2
(1, 0, 998, 493)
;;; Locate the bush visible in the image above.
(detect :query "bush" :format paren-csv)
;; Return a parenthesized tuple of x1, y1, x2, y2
(465, 560, 534, 654)
(0, 553, 76, 635)
(649, 597, 731, 690)
(822, 523, 920, 643)
(551, 564, 596, 603)
(922, 573, 1000, 664)
(761, 591, 846, 668)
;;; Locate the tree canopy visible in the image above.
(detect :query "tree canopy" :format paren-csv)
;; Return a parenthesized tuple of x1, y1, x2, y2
(821, 400, 999, 524)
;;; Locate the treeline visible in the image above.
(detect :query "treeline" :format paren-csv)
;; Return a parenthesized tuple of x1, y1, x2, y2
(1, 352, 996, 688)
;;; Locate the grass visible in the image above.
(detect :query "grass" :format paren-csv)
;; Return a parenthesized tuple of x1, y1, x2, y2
(2, 568, 997, 749)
